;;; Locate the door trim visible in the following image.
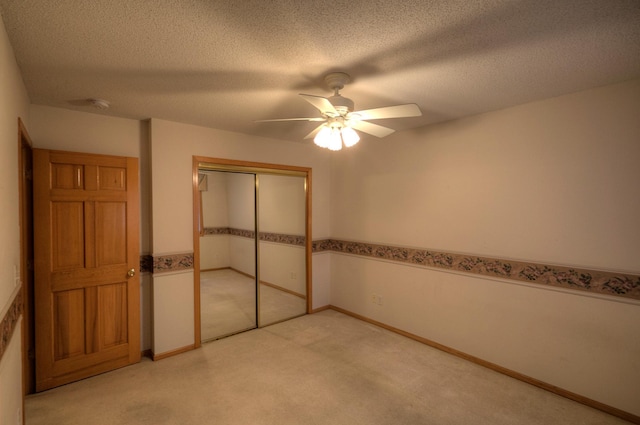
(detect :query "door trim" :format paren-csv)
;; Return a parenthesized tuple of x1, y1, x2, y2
(18, 118, 34, 402)
(192, 156, 312, 348)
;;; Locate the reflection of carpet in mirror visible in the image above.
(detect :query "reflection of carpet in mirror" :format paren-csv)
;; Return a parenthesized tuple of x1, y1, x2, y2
(259, 281, 306, 328)
(200, 269, 256, 341)
(200, 269, 306, 342)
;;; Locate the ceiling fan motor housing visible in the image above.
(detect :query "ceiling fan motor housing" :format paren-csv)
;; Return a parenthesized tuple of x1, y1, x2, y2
(328, 95, 354, 114)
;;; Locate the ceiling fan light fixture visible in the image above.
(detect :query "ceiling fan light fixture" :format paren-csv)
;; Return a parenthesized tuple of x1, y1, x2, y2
(314, 125, 331, 148)
(341, 126, 360, 147)
(328, 128, 343, 151)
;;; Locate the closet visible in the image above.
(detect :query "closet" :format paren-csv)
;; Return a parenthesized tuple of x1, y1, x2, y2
(193, 158, 311, 343)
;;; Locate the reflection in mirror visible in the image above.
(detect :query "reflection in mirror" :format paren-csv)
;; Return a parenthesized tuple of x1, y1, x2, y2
(199, 171, 257, 341)
(257, 174, 307, 326)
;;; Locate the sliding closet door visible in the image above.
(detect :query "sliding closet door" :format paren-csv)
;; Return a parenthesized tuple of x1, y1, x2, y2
(195, 157, 311, 344)
(199, 171, 257, 341)
(257, 174, 307, 326)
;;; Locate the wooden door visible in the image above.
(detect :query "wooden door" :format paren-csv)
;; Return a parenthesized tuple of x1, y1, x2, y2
(33, 149, 140, 391)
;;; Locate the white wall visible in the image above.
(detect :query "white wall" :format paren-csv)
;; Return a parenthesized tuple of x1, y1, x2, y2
(0, 14, 30, 424)
(311, 252, 331, 308)
(329, 78, 640, 415)
(332, 79, 640, 270)
(0, 317, 23, 425)
(150, 118, 331, 355)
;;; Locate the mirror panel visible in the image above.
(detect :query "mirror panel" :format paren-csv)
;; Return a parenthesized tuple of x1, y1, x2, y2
(199, 171, 257, 341)
(257, 174, 307, 326)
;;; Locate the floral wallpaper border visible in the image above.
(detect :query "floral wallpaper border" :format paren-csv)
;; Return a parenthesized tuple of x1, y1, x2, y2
(148, 229, 305, 275)
(0, 288, 22, 362)
(143, 238, 640, 300)
(315, 239, 640, 301)
(260, 231, 306, 246)
(151, 253, 194, 274)
(203, 227, 255, 238)
(203, 227, 306, 246)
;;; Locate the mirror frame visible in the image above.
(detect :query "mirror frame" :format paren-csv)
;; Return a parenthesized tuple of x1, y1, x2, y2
(192, 156, 312, 347)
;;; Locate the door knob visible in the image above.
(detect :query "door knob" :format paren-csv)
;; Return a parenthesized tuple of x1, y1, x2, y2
(127, 268, 136, 277)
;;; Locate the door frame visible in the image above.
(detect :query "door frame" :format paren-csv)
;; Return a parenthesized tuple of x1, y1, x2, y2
(18, 118, 35, 399)
(192, 156, 312, 347)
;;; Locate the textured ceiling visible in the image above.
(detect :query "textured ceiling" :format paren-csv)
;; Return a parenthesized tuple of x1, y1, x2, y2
(1, 0, 640, 143)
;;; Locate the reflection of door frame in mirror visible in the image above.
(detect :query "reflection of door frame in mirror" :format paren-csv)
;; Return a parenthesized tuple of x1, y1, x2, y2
(192, 156, 312, 347)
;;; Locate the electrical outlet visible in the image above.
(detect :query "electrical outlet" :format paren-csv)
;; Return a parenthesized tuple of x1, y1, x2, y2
(371, 293, 383, 305)
(290, 272, 297, 280)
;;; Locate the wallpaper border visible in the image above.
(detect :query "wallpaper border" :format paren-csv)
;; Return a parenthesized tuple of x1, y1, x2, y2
(147, 237, 640, 300)
(317, 239, 640, 301)
(0, 288, 23, 362)
(202, 227, 305, 246)
(151, 253, 194, 274)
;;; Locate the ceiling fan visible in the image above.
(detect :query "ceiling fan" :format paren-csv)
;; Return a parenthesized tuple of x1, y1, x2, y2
(256, 72, 422, 151)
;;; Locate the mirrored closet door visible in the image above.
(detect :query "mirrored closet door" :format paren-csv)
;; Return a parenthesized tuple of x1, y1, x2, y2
(198, 171, 257, 341)
(257, 174, 307, 327)
(194, 158, 311, 343)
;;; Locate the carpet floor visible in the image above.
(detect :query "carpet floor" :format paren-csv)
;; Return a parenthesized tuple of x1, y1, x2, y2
(25, 309, 631, 424)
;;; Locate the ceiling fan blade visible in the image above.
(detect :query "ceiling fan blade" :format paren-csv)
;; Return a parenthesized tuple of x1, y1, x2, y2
(255, 117, 326, 122)
(299, 94, 337, 115)
(353, 103, 422, 120)
(350, 120, 396, 138)
(304, 124, 326, 140)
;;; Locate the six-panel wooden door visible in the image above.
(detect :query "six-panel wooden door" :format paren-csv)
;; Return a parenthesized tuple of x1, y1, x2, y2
(33, 149, 140, 391)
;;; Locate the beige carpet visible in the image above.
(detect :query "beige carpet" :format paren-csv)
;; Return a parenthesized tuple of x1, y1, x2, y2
(26, 310, 630, 425)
